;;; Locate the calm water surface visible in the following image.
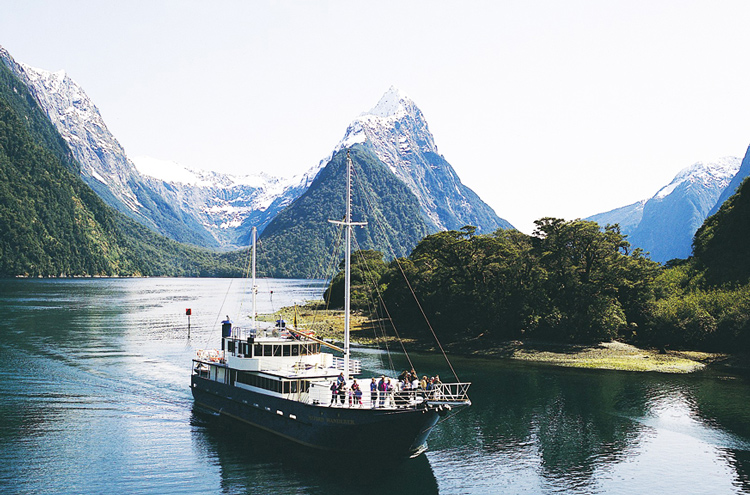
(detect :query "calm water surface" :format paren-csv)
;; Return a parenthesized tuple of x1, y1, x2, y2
(1, 278, 749, 494)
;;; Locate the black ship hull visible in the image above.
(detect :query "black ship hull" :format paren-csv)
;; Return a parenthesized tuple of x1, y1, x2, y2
(191, 375, 441, 456)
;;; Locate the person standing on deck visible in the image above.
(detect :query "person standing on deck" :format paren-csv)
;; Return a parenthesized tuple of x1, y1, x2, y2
(330, 380, 339, 406)
(378, 376, 387, 407)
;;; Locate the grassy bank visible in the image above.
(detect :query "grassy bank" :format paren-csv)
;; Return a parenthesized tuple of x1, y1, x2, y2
(446, 340, 723, 373)
(258, 303, 726, 373)
(256, 301, 413, 346)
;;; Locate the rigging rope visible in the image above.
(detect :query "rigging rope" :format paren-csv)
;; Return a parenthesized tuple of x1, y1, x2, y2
(350, 161, 461, 383)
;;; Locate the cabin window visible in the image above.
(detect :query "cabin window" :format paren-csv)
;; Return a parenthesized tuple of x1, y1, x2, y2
(290, 381, 298, 394)
(272, 345, 281, 357)
(283, 382, 290, 394)
(291, 345, 299, 357)
(283, 345, 291, 357)
(227, 341, 235, 353)
(254, 344, 262, 356)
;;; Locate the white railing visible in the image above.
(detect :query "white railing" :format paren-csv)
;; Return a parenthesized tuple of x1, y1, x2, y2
(331, 356, 361, 375)
(425, 382, 472, 404)
(304, 380, 471, 409)
(195, 349, 225, 363)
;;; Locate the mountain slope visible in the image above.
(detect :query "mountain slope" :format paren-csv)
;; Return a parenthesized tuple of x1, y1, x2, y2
(132, 155, 320, 249)
(628, 157, 739, 263)
(706, 145, 750, 217)
(258, 146, 431, 278)
(587, 157, 740, 262)
(0, 57, 243, 277)
(0, 46, 311, 250)
(0, 46, 222, 247)
(586, 199, 645, 234)
(693, 173, 750, 285)
(333, 87, 513, 233)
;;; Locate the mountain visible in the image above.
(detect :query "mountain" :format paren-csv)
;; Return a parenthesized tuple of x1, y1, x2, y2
(586, 199, 645, 234)
(706, 145, 750, 217)
(0, 47, 308, 250)
(131, 156, 319, 248)
(258, 146, 432, 278)
(0, 47, 223, 248)
(586, 157, 740, 263)
(693, 168, 750, 285)
(331, 87, 513, 233)
(4, 44, 512, 256)
(0, 53, 243, 277)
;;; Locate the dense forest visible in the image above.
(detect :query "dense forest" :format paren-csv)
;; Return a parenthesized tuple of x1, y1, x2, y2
(325, 177, 750, 353)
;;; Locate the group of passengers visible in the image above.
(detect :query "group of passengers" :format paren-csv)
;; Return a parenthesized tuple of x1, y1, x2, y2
(329, 373, 363, 407)
(329, 370, 442, 408)
(398, 369, 442, 392)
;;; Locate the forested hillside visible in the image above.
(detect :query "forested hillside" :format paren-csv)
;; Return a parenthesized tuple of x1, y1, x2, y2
(693, 176, 750, 285)
(258, 146, 431, 278)
(0, 61, 245, 277)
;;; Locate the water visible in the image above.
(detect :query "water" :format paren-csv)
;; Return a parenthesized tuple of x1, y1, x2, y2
(1, 278, 749, 494)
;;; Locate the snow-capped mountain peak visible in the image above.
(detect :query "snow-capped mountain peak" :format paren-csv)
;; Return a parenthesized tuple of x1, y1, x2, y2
(654, 157, 740, 199)
(329, 86, 511, 232)
(334, 86, 438, 167)
(366, 86, 411, 119)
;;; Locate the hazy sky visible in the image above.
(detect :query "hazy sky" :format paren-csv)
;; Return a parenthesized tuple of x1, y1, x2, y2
(3, 1, 750, 233)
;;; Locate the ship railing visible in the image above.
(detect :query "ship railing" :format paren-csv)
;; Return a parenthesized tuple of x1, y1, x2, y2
(195, 349, 225, 364)
(303, 380, 471, 409)
(331, 357, 361, 375)
(425, 382, 472, 406)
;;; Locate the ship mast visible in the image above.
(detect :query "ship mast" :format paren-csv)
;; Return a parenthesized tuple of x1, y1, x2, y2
(329, 150, 366, 381)
(251, 226, 257, 331)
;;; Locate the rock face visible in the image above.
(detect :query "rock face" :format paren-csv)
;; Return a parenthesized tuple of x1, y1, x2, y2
(132, 156, 320, 248)
(587, 157, 741, 263)
(333, 87, 513, 233)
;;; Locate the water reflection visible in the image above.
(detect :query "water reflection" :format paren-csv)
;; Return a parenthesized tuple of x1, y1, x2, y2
(418, 355, 750, 494)
(190, 407, 440, 495)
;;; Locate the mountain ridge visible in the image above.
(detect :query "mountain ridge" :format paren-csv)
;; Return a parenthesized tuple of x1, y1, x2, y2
(331, 86, 513, 233)
(586, 156, 740, 262)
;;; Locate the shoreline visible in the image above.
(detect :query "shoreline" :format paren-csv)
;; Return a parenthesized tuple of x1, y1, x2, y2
(259, 303, 732, 374)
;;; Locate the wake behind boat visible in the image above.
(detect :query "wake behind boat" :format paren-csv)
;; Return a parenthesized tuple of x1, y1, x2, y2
(191, 150, 471, 457)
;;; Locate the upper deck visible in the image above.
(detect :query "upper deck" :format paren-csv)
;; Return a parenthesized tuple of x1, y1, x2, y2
(204, 324, 361, 378)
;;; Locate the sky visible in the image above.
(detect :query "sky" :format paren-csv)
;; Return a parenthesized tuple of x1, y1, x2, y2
(2, 0, 750, 234)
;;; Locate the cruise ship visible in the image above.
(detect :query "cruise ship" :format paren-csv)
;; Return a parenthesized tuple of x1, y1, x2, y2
(191, 150, 471, 456)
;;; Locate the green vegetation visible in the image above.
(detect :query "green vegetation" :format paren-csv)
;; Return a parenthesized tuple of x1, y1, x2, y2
(325, 179, 750, 356)
(258, 146, 430, 278)
(374, 221, 659, 345)
(0, 60, 247, 278)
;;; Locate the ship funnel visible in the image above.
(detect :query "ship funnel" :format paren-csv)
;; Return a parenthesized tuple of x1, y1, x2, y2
(221, 317, 232, 338)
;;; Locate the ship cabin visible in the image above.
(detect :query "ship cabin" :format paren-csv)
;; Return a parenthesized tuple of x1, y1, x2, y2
(193, 319, 362, 406)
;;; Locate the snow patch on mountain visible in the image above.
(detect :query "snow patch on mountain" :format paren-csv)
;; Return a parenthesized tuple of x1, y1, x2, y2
(588, 156, 741, 263)
(326, 86, 512, 233)
(655, 157, 739, 200)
